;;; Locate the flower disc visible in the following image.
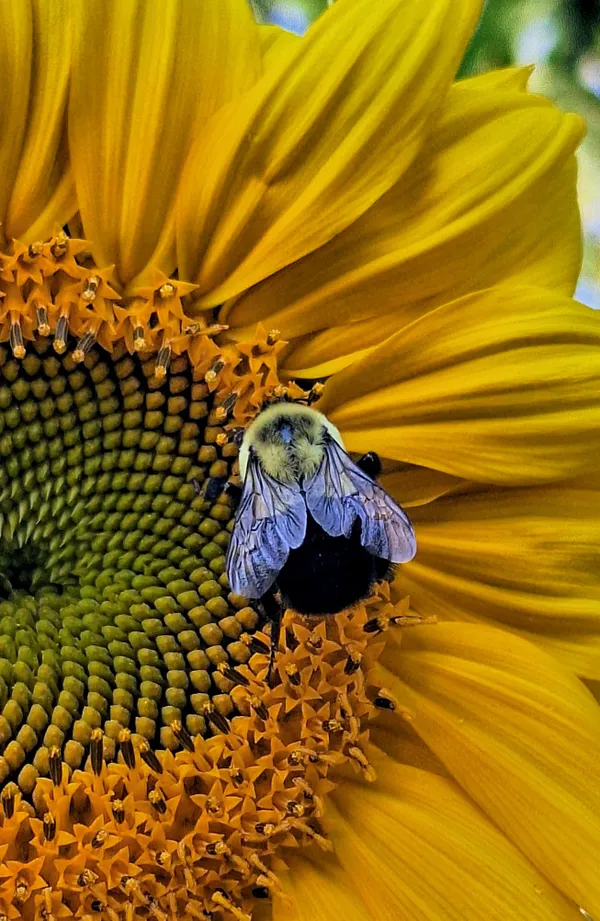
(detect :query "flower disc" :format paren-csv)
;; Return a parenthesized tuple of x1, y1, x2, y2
(0, 338, 252, 791)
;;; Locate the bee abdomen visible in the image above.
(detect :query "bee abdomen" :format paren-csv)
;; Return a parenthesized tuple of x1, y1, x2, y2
(276, 516, 388, 616)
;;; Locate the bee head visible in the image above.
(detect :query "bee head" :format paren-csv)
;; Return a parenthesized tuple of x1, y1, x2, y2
(238, 403, 346, 483)
(277, 420, 295, 445)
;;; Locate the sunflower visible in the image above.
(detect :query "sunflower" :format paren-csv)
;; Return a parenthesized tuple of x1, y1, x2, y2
(0, 0, 598, 919)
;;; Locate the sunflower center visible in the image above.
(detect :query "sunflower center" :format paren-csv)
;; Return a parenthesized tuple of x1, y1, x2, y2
(0, 235, 413, 921)
(0, 336, 257, 794)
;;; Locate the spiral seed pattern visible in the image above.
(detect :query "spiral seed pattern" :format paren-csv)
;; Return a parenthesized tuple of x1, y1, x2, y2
(0, 235, 414, 921)
(0, 338, 259, 792)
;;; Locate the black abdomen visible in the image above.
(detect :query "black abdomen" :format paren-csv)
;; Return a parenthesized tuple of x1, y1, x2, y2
(276, 514, 391, 616)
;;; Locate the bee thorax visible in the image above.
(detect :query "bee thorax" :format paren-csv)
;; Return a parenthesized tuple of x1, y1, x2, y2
(290, 435, 323, 478)
(255, 437, 324, 482)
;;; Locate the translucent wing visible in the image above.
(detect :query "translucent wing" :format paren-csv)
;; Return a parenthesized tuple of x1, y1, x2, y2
(304, 438, 416, 563)
(225, 451, 307, 599)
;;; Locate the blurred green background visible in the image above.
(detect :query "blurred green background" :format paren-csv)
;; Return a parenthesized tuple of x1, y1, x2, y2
(251, 0, 600, 307)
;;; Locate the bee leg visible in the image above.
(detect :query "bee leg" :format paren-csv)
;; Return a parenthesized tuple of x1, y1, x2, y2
(193, 476, 242, 506)
(356, 451, 381, 480)
(192, 475, 227, 500)
(223, 481, 243, 505)
(259, 587, 283, 687)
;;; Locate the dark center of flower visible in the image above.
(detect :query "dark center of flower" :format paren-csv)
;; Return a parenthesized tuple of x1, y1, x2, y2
(0, 336, 251, 794)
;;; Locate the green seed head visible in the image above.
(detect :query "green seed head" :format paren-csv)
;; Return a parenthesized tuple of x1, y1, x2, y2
(0, 340, 249, 789)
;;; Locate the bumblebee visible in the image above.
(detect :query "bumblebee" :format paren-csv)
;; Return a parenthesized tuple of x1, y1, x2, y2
(225, 403, 416, 677)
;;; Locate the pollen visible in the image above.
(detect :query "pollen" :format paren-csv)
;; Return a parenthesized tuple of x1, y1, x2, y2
(0, 231, 416, 920)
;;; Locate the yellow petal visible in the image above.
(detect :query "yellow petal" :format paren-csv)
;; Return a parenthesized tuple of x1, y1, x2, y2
(381, 623, 600, 915)
(396, 479, 600, 677)
(274, 854, 371, 921)
(2, 0, 75, 243)
(69, 0, 261, 288)
(458, 64, 535, 92)
(0, 1, 75, 244)
(325, 751, 582, 921)
(318, 286, 600, 485)
(379, 463, 467, 508)
(258, 23, 300, 69)
(264, 312, 408, 379)
(369, 710, 450, 776)
(178, 0, 482, 301)
(0, 1, 31, 245)
(528, 632, 600, 682)
(586, 680, 600, 704)
(225, 72, 582, 353)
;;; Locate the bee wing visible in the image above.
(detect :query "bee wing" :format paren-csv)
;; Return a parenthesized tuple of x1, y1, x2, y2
(225, 451, 307, 599)
(305, 439, 416, 563)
